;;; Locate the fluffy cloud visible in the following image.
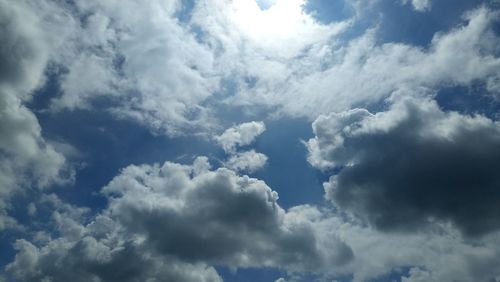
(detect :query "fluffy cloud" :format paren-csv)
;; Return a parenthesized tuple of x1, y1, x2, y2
(215, 121, 266, 153)
(0, 0, 71, 229)
(6, 158, 353, 281)
(402, 0, 432, 11)
(307, 94, 500, 237)
(225, 150, 268, 173)
(7, 0, 218, 135)
(7, 231, 222, 282)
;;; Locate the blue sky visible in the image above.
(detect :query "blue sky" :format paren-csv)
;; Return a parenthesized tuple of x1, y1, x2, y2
(1, 0, 500, 281)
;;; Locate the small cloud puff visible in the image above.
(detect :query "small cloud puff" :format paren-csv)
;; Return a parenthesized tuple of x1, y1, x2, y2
(215, 121, 266, 153)
(225, 150, 268, 173)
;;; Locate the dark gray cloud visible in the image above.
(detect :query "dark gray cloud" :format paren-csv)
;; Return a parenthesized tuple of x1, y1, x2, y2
(7, 237, 222, 282)
(308, 95, 500, 237)
(6, 158, 353, 281)
(101, 157, 353, 270)
(6, 193, 223, 282)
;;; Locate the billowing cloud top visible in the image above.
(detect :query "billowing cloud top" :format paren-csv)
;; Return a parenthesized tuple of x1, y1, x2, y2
(308, 94, 500, 236)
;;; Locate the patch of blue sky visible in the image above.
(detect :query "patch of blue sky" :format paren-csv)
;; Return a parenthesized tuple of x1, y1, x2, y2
(376, 0, 488, 46)
(217, 266, 353, 282)
(175, 0, 196, 23)
(256, 0, 276, 10)
(305, 0, 355, 23)
(252, 117, 325, 208)
(368, 266, 412, 282)
(435, 83, 500, 120)
(216, 266, 286, 282)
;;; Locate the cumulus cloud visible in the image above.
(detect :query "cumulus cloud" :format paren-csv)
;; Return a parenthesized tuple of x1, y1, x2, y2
(225, 150, 268, 173)
(307, 94, 500, 236)
(6, 158, 353, 281)
(0, 0, 72, 229)
(215, 121, 266, 153)
(7, 235, 222, 282)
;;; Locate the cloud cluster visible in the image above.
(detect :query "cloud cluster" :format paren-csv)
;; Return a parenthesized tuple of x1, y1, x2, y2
(7, 1, 499, 135)
(215, 121, 268, 173)
(9, 0, 219, 136)
(307, 94, 500, 236)
(0, 0, 71, 229)
(4, 0, 349, 135)
(3, 1, 500, 281)
(6, 158, 353, 281)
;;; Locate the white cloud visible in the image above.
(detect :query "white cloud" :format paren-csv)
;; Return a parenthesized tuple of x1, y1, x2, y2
(215, 121, 266, 153)
(225, 150, 268, 173)
(225, 6, 500, 119)
(32, 0, 220, 135)
(402, 0, 432, 11)
(7, 1, 498, 137)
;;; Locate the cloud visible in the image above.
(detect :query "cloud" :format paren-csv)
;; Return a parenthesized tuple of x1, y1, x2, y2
(2, 1, 500, 281)
(402, 0, 432, 11)
(7, 238, 223, 282)
(17, 0, 220, 136)
(229, 6, 500, 118)
(11, 1, 498, 138)
(6, 193, 223, 282)
(6, 156, 500, 282)
(6, 1, 498, 139)
(319, 211, 500, 282)
(0, 0, 72, 229)
(215, 121, 266, 153)
(307, 93, 500, 237)
(101, 157, 353, 270)
(225, 150, 268, 173)
(6, 158, 353, 281)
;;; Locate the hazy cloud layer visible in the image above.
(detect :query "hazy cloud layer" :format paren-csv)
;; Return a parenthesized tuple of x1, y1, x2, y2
(308, 94, 500, 236)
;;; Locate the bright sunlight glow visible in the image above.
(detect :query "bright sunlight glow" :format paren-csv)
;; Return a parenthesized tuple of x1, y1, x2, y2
(233, 0, 309, 40)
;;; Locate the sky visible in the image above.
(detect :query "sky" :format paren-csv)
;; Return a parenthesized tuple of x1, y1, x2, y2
(1, 0, 500, 281)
